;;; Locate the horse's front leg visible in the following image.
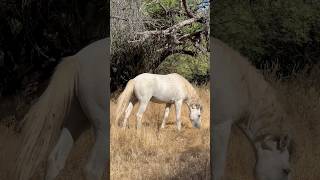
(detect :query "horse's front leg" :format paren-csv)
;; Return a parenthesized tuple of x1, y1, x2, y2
(211, 120, 232, 180)
(160, 103, 171, 129)
(174, 100, 183, 131)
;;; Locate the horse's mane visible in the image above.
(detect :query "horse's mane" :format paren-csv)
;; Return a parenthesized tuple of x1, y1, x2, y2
(240, 55, 290, 140)
(172, 73, 200, 105)
(213, 38, 291, 140)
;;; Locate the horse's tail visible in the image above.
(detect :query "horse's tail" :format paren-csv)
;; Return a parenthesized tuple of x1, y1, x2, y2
(15, 56, 79, 180)
(115, 79, 135, 125)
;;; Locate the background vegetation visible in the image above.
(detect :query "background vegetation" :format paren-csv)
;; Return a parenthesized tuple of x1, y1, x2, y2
(211, 0, 320, 76)
(111, 0, 209, 92)
(211, 1, 320, 179)
(110, 1, 210, 179)
(0, 0, 108, 96)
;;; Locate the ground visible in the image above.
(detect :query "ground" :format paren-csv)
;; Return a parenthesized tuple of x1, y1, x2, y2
(1, 71, 320, 179)
(110, 86, 210, 180)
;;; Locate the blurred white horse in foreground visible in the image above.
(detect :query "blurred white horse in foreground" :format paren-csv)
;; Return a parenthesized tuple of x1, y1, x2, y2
(115, 73, 202, 131)
(211, 37, 294, 180)
(15, 38, 109, 180)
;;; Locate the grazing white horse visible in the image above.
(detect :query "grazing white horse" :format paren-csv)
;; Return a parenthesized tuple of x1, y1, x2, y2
(115, 73, 202, 130)
(211, 37, 294, 180)
(15, 38, 109, 180)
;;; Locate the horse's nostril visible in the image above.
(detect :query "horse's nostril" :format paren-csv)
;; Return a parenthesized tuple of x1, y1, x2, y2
(283, 168, 291, 175)
(198, 115, 200, 118)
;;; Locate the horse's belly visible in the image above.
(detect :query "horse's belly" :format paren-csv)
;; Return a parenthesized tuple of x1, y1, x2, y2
(150, 96, 174, 104)
(151, 93, 177, 103)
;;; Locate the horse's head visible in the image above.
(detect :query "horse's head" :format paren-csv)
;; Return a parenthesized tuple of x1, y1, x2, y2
(254, 134, 292, 180)
(188, 102, 202, 128)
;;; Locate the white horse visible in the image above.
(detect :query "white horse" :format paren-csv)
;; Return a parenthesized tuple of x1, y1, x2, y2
(115, 73, 202, 131)
(15, 38, 109, 180)
(211, 37, 294, 180)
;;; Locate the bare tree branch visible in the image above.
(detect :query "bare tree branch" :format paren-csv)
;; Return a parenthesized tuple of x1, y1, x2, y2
(178, 29, 204, 41)
(181, 0, 195, 18)
(129, 17, 200, 42)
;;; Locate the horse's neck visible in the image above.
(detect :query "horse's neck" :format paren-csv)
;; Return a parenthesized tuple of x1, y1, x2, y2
(186, 88, 199, 105)
(248, 111, 287, 143)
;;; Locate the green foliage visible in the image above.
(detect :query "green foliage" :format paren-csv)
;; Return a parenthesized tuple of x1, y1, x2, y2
(141, 0, 209, 83)
(143, 0, 204, 31)
(157, 53, 209, 84)
(211, 0, 320, 75)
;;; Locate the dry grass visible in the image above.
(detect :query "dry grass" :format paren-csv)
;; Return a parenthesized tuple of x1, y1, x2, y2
(0, 96, 101, 180)
(110, 86, 210, 180)
(223, 66, 320, 180)
(1, 66, 320, 180)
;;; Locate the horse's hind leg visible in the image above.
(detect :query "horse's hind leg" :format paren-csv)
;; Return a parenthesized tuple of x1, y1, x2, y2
(136, 99, 150, 129)
(122, 99, 136, 128)
(77, 95, 108, 179)
(46, 128, 74, 180)
(82, 106, 108, 180)
(160, 103, 171, 129)
(46, 98, 89, 180)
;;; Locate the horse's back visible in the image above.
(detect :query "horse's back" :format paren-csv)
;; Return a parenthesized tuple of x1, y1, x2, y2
(133, 73, 183, 85)
(133, 73, 187, 102)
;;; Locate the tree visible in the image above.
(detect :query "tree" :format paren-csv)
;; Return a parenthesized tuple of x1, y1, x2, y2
(111, 0, 209, 91)
(211, 0, 320, 75)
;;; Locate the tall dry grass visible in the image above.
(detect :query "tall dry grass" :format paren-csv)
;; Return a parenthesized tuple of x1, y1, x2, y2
(110, 86, 210, 180)
(1, 65, 320, 180)
(223, 65, 320, 180)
